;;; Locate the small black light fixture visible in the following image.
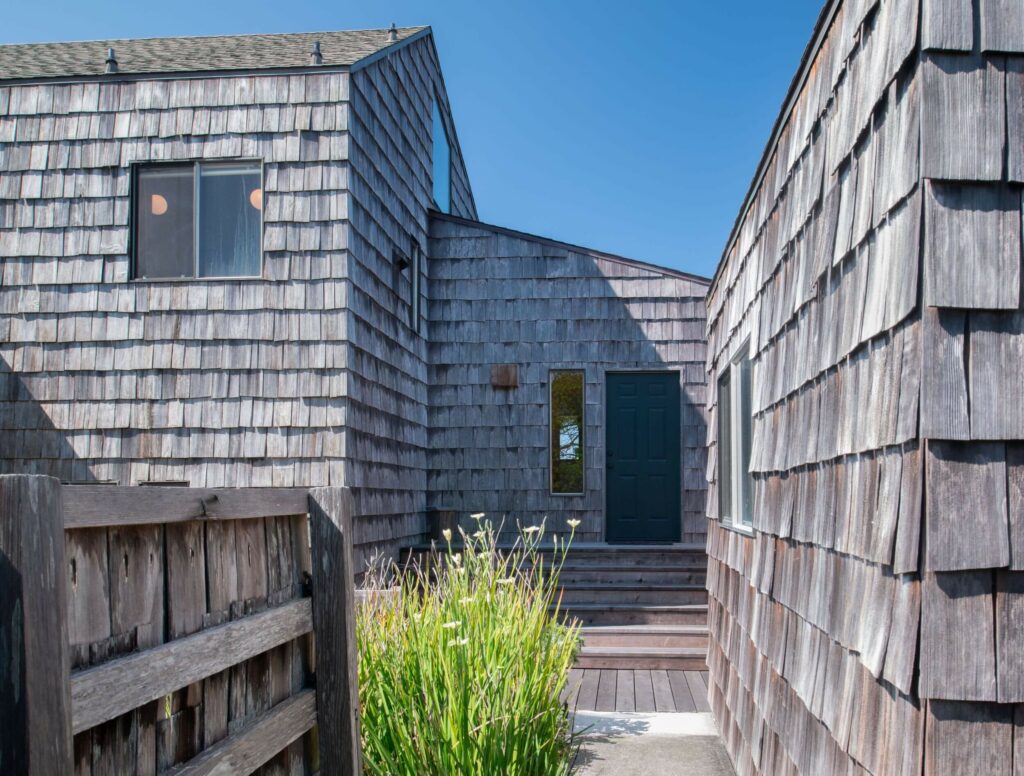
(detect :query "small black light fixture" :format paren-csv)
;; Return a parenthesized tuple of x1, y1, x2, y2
(310, 40, 323, 65)
(104, 47, 118, 74)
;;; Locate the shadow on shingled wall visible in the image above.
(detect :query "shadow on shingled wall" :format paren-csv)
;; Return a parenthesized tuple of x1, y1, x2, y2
(425, 214, 709, 546)
(0, 355, 94, 483)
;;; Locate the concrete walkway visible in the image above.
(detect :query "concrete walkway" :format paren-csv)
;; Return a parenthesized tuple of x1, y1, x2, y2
(572, 711, 735, 776)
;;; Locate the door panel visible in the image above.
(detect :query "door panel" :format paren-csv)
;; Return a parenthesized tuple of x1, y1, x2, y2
(606, 372, 681, 543)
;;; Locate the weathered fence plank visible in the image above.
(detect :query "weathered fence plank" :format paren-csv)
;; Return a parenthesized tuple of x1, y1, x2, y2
(0, 475, 73, 775)
(63, 486, 310, 528)
(71, 599, 313, 734)
(168, 690, 317, 776)
(309, 487, 362, 776)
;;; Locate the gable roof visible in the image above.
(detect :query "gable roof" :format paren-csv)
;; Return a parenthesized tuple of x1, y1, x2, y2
(0, 27, 428, 83)
(430, 211, 712, 286)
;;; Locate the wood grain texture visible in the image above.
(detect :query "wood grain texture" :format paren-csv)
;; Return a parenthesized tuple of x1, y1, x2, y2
(71, 599, 312, 734)
(0, 475, 73, 776)
(922, 53, 1006, 181)
(1008, 58, 1024, 183)
(63, 487, 310, 528)
(995, 571, 1024, 702)
(168, 690, 316, 776)
(920, 572, 997, 701)
(925, 441, 1009, 572)
(921, 308, 971, 440)
(924, 700, 1012, 775)
(924, 181, 1021, 310)
(921, 0, 975, 51)
(980, 0, 1024, 52)
(307, 487, 361, 776)
(969, 310, 1024, 439)
(1008, 445, 1024, 571)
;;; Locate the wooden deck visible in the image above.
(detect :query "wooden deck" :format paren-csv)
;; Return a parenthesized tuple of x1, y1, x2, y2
(564, 668, 711, 714)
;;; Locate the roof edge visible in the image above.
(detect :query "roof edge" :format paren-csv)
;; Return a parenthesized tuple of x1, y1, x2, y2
(349, 27, 432, 73)
(709, 0, 840, 293)
(0, 26, 432, 86)
(429, 211, 711, 285)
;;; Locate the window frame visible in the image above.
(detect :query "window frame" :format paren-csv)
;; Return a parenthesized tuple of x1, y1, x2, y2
(549, 369, 586, 496)
(718, 342, 754, 532)
(130, 158, 265, 282)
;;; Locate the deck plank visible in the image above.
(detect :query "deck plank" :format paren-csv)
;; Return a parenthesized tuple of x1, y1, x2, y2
(651, 669, 676, 712)
(576, 669, 600, 711)
(686, 671, 711, 712)
(614, 670, 635, 712)
(634, 670, 656, 712)
(595, 669, 617, 711)
(667, 670, 697, 712)
(562, 668, 583, 711)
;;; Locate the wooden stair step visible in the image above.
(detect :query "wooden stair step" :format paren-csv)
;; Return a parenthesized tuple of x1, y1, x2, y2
(558, 583, 708, 605)
(556, 603, 708, 626)
(580, 624, 709, 649)
(575, 645, 709, 671)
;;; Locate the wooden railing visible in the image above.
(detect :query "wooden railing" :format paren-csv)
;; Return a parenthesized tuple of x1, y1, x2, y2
(0, 475, 360, 776)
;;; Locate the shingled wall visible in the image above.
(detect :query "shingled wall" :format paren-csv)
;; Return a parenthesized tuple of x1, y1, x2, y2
(0, 33, 474, 566)
(428, 214, 709, 543)
(344, 37, 476, 564)
(706, 0, 1024, 773)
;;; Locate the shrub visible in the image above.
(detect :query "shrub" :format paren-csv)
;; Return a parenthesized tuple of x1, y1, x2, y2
(357, 518, 581, 775)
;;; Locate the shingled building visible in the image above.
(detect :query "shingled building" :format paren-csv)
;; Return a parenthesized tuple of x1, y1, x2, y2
(0, 28, 710, 567)
(705, 0, 1024, 773)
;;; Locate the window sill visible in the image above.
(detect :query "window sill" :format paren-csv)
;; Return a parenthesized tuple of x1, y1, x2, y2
(550, 492, 584, 498)
(130, 275, 265, 283)
(719, 520, 755, 537)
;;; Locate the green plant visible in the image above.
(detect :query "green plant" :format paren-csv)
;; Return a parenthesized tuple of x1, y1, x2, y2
(357, 517, 582, 775)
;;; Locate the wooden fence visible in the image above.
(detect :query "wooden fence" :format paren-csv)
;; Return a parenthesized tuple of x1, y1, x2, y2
(0, 475, 360, 775)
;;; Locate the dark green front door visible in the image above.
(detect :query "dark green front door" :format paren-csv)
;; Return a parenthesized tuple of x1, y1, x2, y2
(606, 372, 681, 543)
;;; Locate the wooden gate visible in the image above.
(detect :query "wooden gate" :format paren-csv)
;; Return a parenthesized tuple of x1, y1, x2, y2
(0, 475, 361, 775)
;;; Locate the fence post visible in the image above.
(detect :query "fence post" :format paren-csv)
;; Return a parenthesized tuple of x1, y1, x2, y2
(0, 475, 72, 775)
(308, 487, 361, 775)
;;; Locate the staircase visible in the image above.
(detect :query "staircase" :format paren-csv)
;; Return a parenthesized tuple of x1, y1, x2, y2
(552, 545, 709, 671)
(400, 543, 710, 672)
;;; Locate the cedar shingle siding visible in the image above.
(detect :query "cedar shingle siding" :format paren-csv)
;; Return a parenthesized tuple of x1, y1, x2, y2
(0, 27, 708, 565)
(427, 215, 709, 543)
(0, 31, 475, 567)
(706, 0, 1024, 773)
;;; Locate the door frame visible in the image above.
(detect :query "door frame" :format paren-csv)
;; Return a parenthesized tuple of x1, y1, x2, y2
(604, 369, 683, 544)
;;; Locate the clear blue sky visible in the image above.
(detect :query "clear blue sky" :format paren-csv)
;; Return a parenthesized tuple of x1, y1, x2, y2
(3, 0, 825, 278)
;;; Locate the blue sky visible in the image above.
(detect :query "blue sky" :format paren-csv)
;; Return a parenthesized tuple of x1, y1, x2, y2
(3, 0, 825, 278)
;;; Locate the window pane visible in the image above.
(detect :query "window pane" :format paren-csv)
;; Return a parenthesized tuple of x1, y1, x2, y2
(135, 165, 194, 278)
(198, 163, 262, 277)
(551, 371, 584, 493)
(718, 371, 733, 520)
(432, 99, 451, 213)
(739, 355, 753, 526)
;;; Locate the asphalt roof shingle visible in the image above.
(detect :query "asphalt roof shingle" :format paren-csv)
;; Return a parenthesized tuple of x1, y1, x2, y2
(0, 27, 427, 82)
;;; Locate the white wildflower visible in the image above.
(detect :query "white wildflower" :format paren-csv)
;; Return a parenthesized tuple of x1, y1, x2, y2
(447, 637, 469, 647)
(470, 512, 486, 520)
(459, 597, 473, 605)
(497, 578, 515, 585)
(442, 528, 452, 543)
(567, 519, 581, 529)
(523, 525, 541, 535)
(442, 620, 462, 629)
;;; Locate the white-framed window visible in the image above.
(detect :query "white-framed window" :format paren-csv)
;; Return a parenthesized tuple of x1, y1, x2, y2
(133, 160, 263, 279)
(718, 342, 753, 529)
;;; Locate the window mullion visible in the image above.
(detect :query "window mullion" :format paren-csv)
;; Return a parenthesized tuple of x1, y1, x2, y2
(193, 161, 201, 277)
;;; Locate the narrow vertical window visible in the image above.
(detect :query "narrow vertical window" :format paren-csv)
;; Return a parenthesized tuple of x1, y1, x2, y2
(410, 244, 421, 332)
(431, 98, 451, 213)
(551, 371, 585, 494)
(133, 160, 262, 279)
(718, 344, 753, 528)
